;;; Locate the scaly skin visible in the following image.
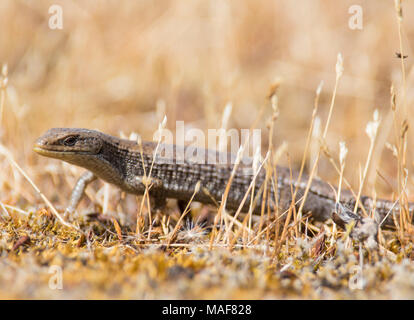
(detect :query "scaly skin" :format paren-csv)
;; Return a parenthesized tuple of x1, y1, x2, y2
(34, 128, 413, 229)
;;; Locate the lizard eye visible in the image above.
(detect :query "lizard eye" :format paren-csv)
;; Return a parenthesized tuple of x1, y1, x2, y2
(63, 136, 78, 146)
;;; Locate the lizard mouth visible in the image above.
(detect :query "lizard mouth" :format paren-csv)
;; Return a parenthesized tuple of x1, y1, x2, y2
(33, 145, 53, 155)
(33, 145, 68, 158)
(33, 145, 91, 157)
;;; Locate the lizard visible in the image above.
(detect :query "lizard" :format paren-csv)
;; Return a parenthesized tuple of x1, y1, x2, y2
(33, 128, 414, 231)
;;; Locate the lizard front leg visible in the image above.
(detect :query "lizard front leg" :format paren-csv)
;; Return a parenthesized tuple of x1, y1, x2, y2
(66, 171, 97, 215)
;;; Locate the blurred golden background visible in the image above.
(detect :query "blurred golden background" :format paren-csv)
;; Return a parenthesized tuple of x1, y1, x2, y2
(1, 0, 414, 199)
(2, 0, 414, 300)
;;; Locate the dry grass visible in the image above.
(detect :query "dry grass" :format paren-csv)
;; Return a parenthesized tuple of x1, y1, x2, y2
(1, 0, 414, 299)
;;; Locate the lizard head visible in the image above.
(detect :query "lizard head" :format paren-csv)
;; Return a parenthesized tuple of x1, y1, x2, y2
(34, 128, 104, 162)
